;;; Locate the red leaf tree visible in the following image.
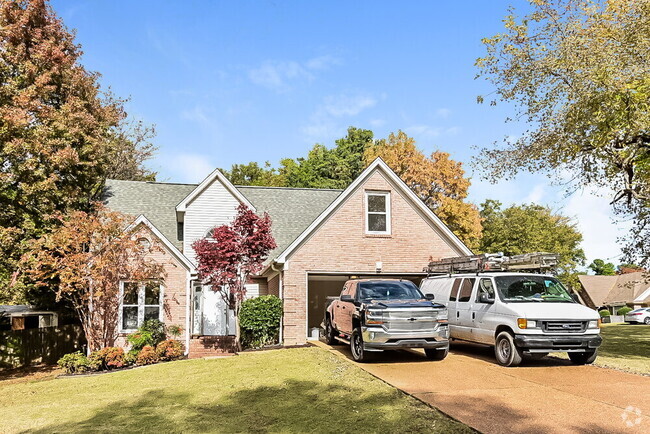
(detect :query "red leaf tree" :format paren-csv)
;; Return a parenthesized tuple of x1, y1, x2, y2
(192, 204, 277, 348)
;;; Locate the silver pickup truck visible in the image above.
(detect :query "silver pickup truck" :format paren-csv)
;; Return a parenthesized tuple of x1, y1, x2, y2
(322, 278, 450, 362)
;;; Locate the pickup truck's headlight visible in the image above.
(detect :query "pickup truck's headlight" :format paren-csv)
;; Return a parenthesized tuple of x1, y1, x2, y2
(588, 320, 601, 329)
(365, 309, 384, 325)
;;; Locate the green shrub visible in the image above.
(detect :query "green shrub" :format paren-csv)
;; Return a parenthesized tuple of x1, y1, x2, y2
(156, 339, 184, 361)
(141, 319, 167, 345)
(57, 351, 98, 374)
(89, 347, 125, 370)
(617, 307, 632, 316)
(240, 295, 283, 349)
(167, 324, 183, 338)
(136, 345, 159, 365)
(599, 310, 611, 317)
(124, 349, 139, 366)
(127, 330, 153, 351)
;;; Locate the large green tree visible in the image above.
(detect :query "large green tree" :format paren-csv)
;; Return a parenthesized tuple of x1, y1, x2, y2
(476, 0, 650, 266)
(478, 200, 585, 286)
(0, 0, 156, 302)
(588, 259, 617, 276)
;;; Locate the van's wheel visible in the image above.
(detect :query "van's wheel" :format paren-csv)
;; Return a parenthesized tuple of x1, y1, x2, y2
(350, 328, 368, 362)
(324, 317, 339, 345)
(425, 347, 448, 361)
(645, 317, 650, 325)
(495, 332, 523, 367)
(568, 350, 597, 365)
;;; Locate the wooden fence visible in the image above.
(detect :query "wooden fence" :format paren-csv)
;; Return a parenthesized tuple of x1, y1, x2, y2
(0, 324, 86, 370)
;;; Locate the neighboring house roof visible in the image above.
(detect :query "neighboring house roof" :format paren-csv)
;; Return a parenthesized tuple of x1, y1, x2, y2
(579, 272, 650, 306)
(103, 179, 195, 249)
(0, 305, 56, 316)
(274, 158, 473, 264)
(578, 275, 617, 307)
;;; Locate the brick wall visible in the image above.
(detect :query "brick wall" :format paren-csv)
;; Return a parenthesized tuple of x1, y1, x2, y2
(268, 274, 280, 297)
(115, 224, 190, 349)
(281, 170, 463, 345)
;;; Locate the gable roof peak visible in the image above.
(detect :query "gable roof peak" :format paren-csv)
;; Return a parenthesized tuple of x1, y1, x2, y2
(176, 168, 255, 212)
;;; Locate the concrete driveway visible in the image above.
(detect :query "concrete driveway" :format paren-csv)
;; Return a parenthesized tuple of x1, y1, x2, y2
(313, 340, 650, 433)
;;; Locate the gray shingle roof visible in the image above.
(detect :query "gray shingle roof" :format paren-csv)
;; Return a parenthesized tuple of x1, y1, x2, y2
(103, 179, 341, 258)
(103, 179, 195, 249)
(237, 186, 342, 260)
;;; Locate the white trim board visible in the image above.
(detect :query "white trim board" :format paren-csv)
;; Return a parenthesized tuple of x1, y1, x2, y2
(176, 168, 255, 213)
(274, 157, 472, 264)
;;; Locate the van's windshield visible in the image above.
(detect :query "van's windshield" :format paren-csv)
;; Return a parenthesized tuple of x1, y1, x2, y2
(494, 275, 574, 303)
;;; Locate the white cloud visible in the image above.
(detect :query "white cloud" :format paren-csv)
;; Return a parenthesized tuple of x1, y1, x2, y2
(301, 92, 379, 142)
(563, 187, 631, 264)
(405, 125, 442, 139)
(181, 106, 211, 124)
(248, 55, 341, 91)
(369, 119, 385, 128)
(322, 94, 377, 117)
(156, 153, 216, 184)
(523, 183, 546, 204)
(435, 108, 451, 119)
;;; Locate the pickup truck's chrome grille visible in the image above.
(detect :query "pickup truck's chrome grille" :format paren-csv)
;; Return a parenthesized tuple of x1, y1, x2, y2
(541, 321, 586, 333)
(384, 309, 439, 332)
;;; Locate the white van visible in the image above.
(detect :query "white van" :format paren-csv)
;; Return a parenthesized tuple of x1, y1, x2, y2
(420, 272, 602, 367)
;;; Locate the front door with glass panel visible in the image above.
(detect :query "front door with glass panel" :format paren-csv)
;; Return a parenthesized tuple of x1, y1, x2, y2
(192, 284, 235, 336)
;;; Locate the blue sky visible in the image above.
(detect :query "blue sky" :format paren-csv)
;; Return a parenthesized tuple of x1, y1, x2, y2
(52, 0, 629, 265)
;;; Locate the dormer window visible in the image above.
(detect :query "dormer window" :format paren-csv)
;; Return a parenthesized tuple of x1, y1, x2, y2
(365, 191, 391, 235)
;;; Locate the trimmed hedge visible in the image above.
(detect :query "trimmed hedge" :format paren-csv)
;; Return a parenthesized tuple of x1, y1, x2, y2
(617, 306, 632, 316)
(240, 295, 283, 349)
(599, 310, 611, 317)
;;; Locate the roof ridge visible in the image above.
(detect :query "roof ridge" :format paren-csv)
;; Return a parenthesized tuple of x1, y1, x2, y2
(106, 178, 198, 187)
(235, 185, 343, 192)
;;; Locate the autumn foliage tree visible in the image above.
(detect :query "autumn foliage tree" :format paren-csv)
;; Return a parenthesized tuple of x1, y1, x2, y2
(22, 204, 163, 351)
(0, 0, 157, 300)
(365, 131, 482, 248)
(192, 204, 277, 349)
(476, 0, 650, 266)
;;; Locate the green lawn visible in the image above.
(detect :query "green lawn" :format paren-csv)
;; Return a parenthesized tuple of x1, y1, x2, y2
(594, 323, 650, 375)
(0, 347, 470, 433)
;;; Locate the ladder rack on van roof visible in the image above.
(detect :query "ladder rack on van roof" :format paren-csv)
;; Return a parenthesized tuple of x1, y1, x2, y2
(423, 252, 560, 275)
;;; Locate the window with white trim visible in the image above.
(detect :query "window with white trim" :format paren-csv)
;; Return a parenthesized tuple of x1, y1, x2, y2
(120, 281, 163, 331)
(365, 191, 391, 234)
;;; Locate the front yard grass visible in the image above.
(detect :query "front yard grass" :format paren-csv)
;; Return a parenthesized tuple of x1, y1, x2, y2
(594, 323, 650, 375)
(0, 346, 470, 433)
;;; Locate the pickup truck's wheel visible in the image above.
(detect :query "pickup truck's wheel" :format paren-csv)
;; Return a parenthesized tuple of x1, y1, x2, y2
(495, 331, 523, 367)
(568, 350, 597, 365)
(424, 347, 448, 361)
(324, 317, 339, 346)
(350, 328, 368, 362)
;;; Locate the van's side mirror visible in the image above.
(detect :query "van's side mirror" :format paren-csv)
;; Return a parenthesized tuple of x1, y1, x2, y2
(424, 293, 435, 301)
(478, 293, 495, 304)
(340, 294, 354, 303)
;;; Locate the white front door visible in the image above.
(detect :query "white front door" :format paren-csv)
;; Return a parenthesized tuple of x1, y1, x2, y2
(193, 285, 236, 336)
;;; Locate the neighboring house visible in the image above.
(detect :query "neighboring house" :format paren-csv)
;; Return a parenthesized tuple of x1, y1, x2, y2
(0, 305, 59, 331)
(103, 158, 472, 357)
(579, 272, 650, 313)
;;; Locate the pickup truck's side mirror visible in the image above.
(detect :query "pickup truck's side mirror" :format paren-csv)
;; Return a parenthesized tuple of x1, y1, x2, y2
(340, 294, 354, 303)
(478, 293, 495, 304)
(424, 293, 435, 301)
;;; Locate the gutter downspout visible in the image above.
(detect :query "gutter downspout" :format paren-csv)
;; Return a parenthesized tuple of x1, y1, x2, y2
(271, 261, 284, 345)
(184, 271, 192, 356)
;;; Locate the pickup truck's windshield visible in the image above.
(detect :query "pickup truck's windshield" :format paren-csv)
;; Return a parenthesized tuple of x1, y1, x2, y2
(358, 281, 423, 302)
(494, 275, 574, 303)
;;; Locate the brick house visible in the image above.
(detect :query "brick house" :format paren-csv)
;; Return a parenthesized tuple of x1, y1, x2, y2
(104, 158, 472, 356)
